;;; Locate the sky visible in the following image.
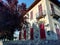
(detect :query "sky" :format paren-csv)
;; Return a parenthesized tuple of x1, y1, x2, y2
(2, 0, 60, 8)
(18, 0, 60, 8)
(2, 0, 34, 8)
(59, 0, 60, 1)
(18, 0, 34, 8)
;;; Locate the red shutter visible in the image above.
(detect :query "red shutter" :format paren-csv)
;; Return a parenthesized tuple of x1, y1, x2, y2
(19, 31, 21, 40)
(24, 29, 26, 40)
(30, 28, 34, 40)
(30, 11, 33, 20)
(50, 3, 55, 14)
(56, 28, 60, 39)
(39, 23, 46, 39)
(38, 4, 43, 16)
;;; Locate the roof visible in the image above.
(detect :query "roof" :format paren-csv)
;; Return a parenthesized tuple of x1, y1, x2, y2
(25, 0, 60, 14)
(27, 0, 41, 12)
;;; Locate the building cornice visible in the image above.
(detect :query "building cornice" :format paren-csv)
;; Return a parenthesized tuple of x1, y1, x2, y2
(25, 0, 60, 15)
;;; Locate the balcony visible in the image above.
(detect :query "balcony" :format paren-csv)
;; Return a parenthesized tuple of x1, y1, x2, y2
(51, 3, 60, 16)
(36, 13, 46, 20)
(54, 5, 60, 16)
(53, 17, 60, 24)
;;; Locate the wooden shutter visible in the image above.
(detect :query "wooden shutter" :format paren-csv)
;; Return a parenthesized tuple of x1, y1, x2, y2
(24, 29, 26, 40)
(39, 23, 46, 39)
(38, 4, 43, 16)
(56, 28, 60, 39)
(50, 3, 55, 14)
(30, 28, 34, 40)
(30, 11, 33, 20)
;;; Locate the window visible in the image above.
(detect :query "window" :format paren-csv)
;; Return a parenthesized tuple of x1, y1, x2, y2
(54, 23, 57, 28)
(39, 23, 46, 39)
(30, 11, 33, 20)
(47, 31, 51, 35)
(27, 13, 29, 18)
(30, 28, 34, 40)
(50, 3, 55, 14)
(38, 4, 43, 16)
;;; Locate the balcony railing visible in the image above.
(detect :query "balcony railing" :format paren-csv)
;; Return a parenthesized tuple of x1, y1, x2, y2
(51, 3, 60, 16)
(54, 5, 60, 16)
(53, 18, 60, 24)
(36, 13, 46, 20)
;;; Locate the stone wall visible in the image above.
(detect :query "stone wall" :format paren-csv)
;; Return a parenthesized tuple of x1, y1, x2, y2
(3, 40, 60, 45)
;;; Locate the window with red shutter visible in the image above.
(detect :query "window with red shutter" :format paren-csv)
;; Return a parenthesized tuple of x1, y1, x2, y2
(38, 4, 43, 16)
(39, 23, 46, 39)
(30, 28, 34, 40)
(55, 24, 60, 39)
(24, 29, 26, 40)
(56, 28, 60, 39)
(30, 11, 33, 20)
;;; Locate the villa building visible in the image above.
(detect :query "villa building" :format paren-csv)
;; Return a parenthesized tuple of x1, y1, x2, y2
(19, 0, 60, 40)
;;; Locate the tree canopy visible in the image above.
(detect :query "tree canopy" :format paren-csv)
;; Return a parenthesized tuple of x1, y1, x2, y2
(0, 0, 27, 40)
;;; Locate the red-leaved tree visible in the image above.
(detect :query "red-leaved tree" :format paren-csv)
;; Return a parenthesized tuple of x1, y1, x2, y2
(0, 0, 27, 40)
